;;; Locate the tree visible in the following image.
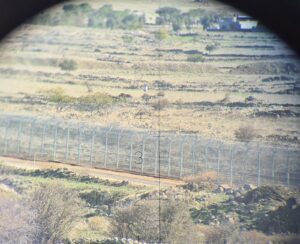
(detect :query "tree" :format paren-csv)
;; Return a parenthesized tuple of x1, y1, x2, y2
(110, 199, 201, 243)
(29, 183, 83, 243)
(0, 183, 83, 244)
(59, 59, 78, 71)
(156, 7, 183, 30)
(0, 198, 34, 244)
(235, 125, 257, 142)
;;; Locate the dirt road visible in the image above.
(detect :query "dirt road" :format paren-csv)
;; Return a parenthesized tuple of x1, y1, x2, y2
(0, 156, 184, 187)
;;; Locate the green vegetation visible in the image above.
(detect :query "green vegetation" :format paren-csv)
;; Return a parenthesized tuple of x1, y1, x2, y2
(30, 3, 219, 31)
(154, 29, 170, 40)
(39, 88, 121, 112)
(234, 125, 257, 142)
(111, 199, 201, 243)
(44, 87, 74, 103)
(59, 59, 78, 71)
(187, 53, 205, 62)
(31, 4, 144, 30)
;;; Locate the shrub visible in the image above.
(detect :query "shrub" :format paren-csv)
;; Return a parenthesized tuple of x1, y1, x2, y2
(0, 198, 34, 243)
(202, 224, 270, 244)
(29, 183, 83, 243)
(187, 53, 205, 62)
(43, 87, 74, 103)
(110, 199, 201, 243)
(184, 171, 218, 185)
(155, 29, 169, 40)
(141, 93, 151, 104)
(235, 125, 257, 142)
(59, 59, 78, 71)
(152, 98, 169, 111)
(157, 91, 165, 97)
(205, 43, 218, 53)
(0, 183, 83, 244)
(78, 92, 115, 107)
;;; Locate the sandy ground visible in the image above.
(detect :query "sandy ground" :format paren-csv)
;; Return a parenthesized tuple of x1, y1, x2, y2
(0, 156, 184, 187)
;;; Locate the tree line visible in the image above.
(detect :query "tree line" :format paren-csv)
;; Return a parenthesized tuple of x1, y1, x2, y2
(30, 3, 219, 31)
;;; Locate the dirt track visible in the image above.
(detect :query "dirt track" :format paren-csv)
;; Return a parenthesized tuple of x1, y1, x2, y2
(0, 156, 184, 187)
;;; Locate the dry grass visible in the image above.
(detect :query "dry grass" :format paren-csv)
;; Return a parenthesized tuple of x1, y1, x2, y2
(183, 171, 218, 185)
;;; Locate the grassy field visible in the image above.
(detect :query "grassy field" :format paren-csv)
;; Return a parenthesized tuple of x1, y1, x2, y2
(0, 1, 299, 147)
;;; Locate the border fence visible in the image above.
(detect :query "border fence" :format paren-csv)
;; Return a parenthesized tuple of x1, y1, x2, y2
(0, 114, 299, 187)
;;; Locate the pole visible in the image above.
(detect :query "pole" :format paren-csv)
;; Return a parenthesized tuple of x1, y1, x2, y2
(257, 150, 261, 187)
(28, 120, 35, 157)
(3, 120, 10, 155)
(129, 134, 134, 171)
(52, 123, 58, 161)
(179, 137, 186, 178)
(77, 126, 83, 164)
(65, 124, 70, 161)
(168, 138, 173, 177)
(116, 129, 124, 169)
(104, 127, 112, 168)
(217, 147, 220, 184)
(154, 135, 159, 176)
(230, 147, 233, 186)
(17, 120, 22, 154)
(90, 128, 95, 166)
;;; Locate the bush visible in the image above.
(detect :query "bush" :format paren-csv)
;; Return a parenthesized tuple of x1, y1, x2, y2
(202, 224, 270, 244)
(78, 92, 114, 107)
(184, 171, 218, 185)
(0, 183, 83, 244)
(155, 29, 169, 40)
(235, 125, 257, 142)
(110, 199, 201, 243)
(42, 87, 74, 103)
(152, 99, 169, 111)
(59, 59, 78, 71)
(187, 53, 205, 62)
(205, 43, 218, 53)
(29, 183, 83, 243)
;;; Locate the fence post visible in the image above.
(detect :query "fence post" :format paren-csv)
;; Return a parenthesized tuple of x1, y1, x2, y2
(90, 128, 95, 166)
(154, 136, 160, 176)
(28, 120, 36, 157)
(129, 134, 134, 171)
(40, 121, 48, 156)
(17, 120, 22, 154)
(271, 150, 276, 183)
(230, 147, 233, 186)
(116, 129, 124, 169)
(104, 127, 112, 168)
(257, 150, 261, 187)
(52, 123, 58, 161)
(286, 155, 290, 186)
(65, 124, 70, 161)
(179, 138, 185, 178)
(141, 135, 147, 174)
(167, 139, 173, 177)
(217, 147, 220, 184)
(191, 138, 198, 176)
(205, 146, 208, 172)
(77, 126, 83, 164)
(4, 120, 10, 155)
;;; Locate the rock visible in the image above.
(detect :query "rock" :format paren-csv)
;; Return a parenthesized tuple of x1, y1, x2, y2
(214, 185, 225, 193)
(234, 191, 241, 198)
(196, 196, 207, 202)
(184, 182, 199, 192)
(243, 183, 256, 191)
(245, 96, 255, 102)
(287, 197, 298, 209)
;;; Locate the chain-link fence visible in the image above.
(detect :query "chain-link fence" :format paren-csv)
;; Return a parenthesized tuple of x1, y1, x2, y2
(0, 114, 299, 187)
